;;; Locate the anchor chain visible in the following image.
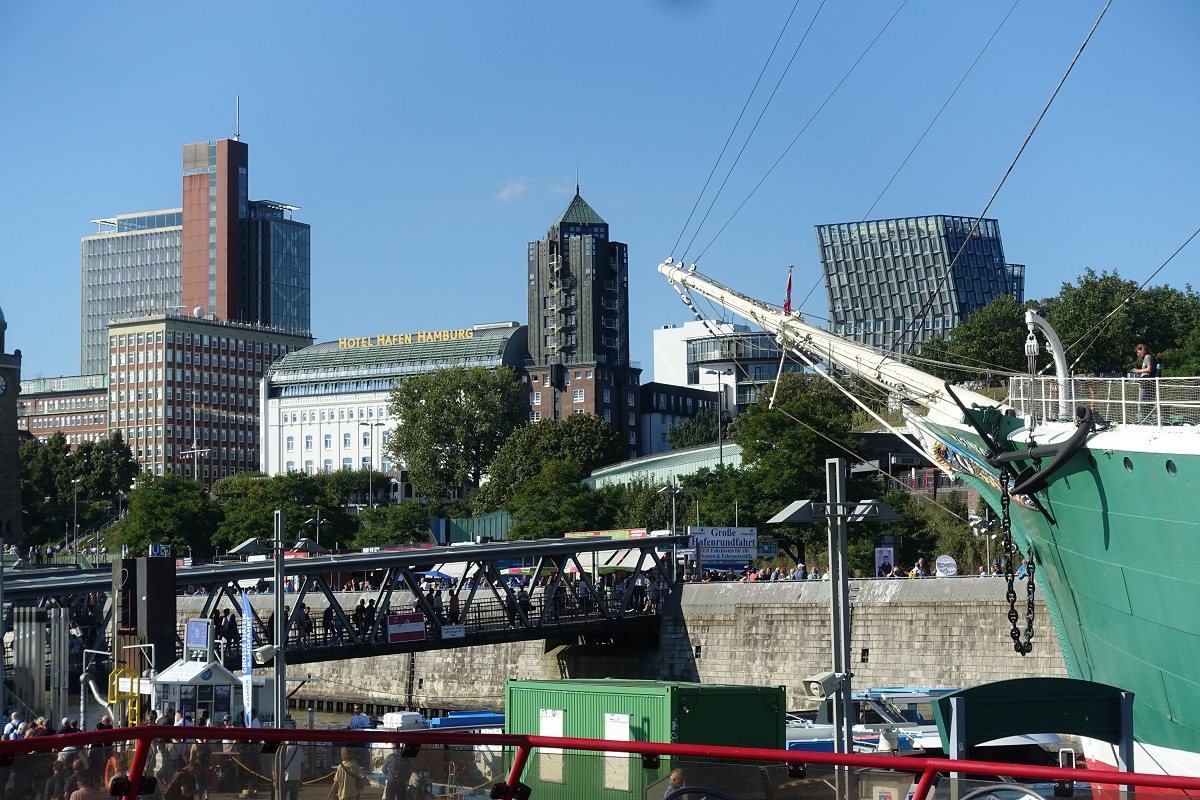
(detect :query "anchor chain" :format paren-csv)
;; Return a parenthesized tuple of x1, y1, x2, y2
(1000, 473, 1036, 655)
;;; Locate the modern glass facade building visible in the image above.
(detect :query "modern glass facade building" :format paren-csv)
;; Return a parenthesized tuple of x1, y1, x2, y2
(81, 210, 184, 375)
(242, 201, 311, 333)
(816, 215, 1024, 351)
(81, 139, 311, 376)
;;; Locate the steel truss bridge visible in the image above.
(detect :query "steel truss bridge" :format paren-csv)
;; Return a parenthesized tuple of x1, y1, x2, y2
(2, 535, 689, 669)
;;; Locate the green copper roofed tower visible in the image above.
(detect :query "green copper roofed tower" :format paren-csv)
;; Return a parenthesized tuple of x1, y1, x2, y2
(526, 188, 643, 458)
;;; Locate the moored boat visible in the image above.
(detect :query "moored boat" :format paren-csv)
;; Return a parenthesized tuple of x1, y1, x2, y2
(659, 260, 1200, 776)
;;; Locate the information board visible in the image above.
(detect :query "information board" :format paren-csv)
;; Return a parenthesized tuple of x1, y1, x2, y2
(689, 527, 758, 566)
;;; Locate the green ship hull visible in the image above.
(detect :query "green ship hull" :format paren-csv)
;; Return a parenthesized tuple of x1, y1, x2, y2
(914, 415, 1200, 759)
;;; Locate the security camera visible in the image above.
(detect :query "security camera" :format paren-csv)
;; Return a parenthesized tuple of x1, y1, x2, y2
(253, 645, 277, 665)
(803, 672, 839, 699)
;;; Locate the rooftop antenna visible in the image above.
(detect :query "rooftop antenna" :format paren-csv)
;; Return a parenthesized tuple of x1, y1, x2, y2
(576, 165, 579, 196)
(235, 96, 240, 141)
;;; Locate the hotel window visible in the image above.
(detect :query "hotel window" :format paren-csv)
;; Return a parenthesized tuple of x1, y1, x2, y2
(603, 409, 611, 423)
(286, 461, 295, 472)
(304, 460, 314, 474)
(530, 411, 541, 422)
(305, 435, 313, 451)
(323, 459, 332, 473)
(343, 433, 351, 448)
(542, 374, 549, 387)
(286, 436, 295, 452)
(573, 389, 584, 403)
(627, 393, 635, 407)
(324, 434, 332, 449)
(531, 392, 541, 405)
(342, 457, 352, 469)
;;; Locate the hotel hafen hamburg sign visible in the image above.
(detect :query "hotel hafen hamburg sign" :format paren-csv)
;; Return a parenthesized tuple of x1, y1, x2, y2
(338, 329, 475, 348)
(689, 526, 758, 566)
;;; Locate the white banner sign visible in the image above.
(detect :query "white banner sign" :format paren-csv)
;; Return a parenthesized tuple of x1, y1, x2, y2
(689, 527, 758, 565)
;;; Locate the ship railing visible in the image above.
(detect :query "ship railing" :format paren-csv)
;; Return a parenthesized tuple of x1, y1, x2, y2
(1008, 375, 1200, 427)
(1, 725, 1196, 800)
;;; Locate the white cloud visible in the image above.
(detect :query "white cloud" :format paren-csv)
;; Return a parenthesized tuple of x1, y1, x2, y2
(496, 180, 528, 202)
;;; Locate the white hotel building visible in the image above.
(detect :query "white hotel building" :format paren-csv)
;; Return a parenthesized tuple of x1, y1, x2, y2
(259, 322, 528, 500)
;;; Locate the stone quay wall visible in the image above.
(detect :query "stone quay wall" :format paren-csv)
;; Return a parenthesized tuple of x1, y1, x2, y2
(178, 576, 1065, 713)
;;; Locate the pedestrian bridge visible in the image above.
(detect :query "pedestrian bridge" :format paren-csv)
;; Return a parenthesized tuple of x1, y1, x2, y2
(2, 534, 689, 670)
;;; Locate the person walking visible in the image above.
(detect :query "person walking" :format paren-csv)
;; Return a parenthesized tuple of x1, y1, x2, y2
(275, 744, 302, 800)
(330, 748, 366, 800)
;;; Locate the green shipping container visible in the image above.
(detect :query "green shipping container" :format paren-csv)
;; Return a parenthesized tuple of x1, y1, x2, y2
(505, 679, 786, 800)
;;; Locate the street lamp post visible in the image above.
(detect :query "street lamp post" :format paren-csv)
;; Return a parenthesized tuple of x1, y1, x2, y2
(658, 484, 688, 578)
(358, 422, 386, 508)
(304, 509, 324, 546)
(72, 478, 82, 565)
(971, 514, 996, 573)
(768, 458, 902, 757)
(704, 368, 733, 467)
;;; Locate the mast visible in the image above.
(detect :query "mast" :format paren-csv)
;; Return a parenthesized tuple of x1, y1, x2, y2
(657, 259, 1003, 425)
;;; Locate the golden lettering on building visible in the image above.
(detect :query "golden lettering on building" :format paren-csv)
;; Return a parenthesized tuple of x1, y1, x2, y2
(338, 329, 474, 349)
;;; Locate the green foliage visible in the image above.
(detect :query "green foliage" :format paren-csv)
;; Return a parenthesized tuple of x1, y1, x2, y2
(919, 294, 1031, 380)
(665, 408, 723, 450)
(505, 461, 620, 540)
(730, 372, 870, 564)
(117, 474, 223, 557)
(1040, 270, 1200, 375)
(611, 480, 676, 532)
(210, 471, 358, 552)
(18, 432, 138, 546)
(387, 365, 525, 501)
(351, 502, 433, 549)
(476, 413, 623, 512)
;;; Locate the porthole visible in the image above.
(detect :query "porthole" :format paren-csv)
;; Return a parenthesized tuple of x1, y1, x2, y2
(1123, 457, 1134, 472)
(1166, 459, 1177, 476)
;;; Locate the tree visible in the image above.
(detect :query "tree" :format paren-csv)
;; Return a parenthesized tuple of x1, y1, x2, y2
(918, 294, 1031, 380)
(387, 366, 525, 502)
(475, 413, 623, 512)
(117, 474, 223, 557)
(730, 372, 872, 566)
(211, 472, 358, 552)
(665, 408, 723, 450)
(505, 461, 621, 540)
(352, 502, 433, 549)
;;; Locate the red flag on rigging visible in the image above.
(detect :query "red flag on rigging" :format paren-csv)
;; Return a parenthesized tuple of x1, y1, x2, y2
(783, 268, 793, 315)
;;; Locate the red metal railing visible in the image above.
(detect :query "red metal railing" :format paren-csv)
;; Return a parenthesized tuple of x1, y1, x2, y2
(3, 725, 1198, 800)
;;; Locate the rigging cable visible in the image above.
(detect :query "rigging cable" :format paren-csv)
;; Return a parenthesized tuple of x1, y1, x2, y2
(883, 0, 1114, 359)
(670, 0, 809, 258)
(1057, 224, 1200, 373)
(679, 0, 828, 262)
(671, 279, 970, 522)
(692, 0, 911, 264)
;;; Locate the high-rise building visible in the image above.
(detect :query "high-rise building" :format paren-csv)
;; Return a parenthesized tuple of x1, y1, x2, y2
(80, 138, 310, 375)
(526, 191, 642, 457)
(816, 215, 1024, 351)
(81, 210, 184, 376)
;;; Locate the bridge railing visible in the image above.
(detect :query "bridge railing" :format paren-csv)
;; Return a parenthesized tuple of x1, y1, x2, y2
(0, 724, 1193, 800)
(185, 582, 662, 663)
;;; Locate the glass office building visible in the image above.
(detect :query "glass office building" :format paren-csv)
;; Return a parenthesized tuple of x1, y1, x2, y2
(242, 201, 311, 334)
(81, 138, 311, 377)
(816, 215, 1024, 352)
(81, 210, 184, 375)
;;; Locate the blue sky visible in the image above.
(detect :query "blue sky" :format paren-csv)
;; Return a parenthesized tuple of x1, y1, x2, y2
(2, 1, 1197, 382)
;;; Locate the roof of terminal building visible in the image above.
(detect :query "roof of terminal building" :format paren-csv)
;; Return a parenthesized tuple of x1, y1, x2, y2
(268, 323, 525, 385)
(552, 191, 606, 228)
